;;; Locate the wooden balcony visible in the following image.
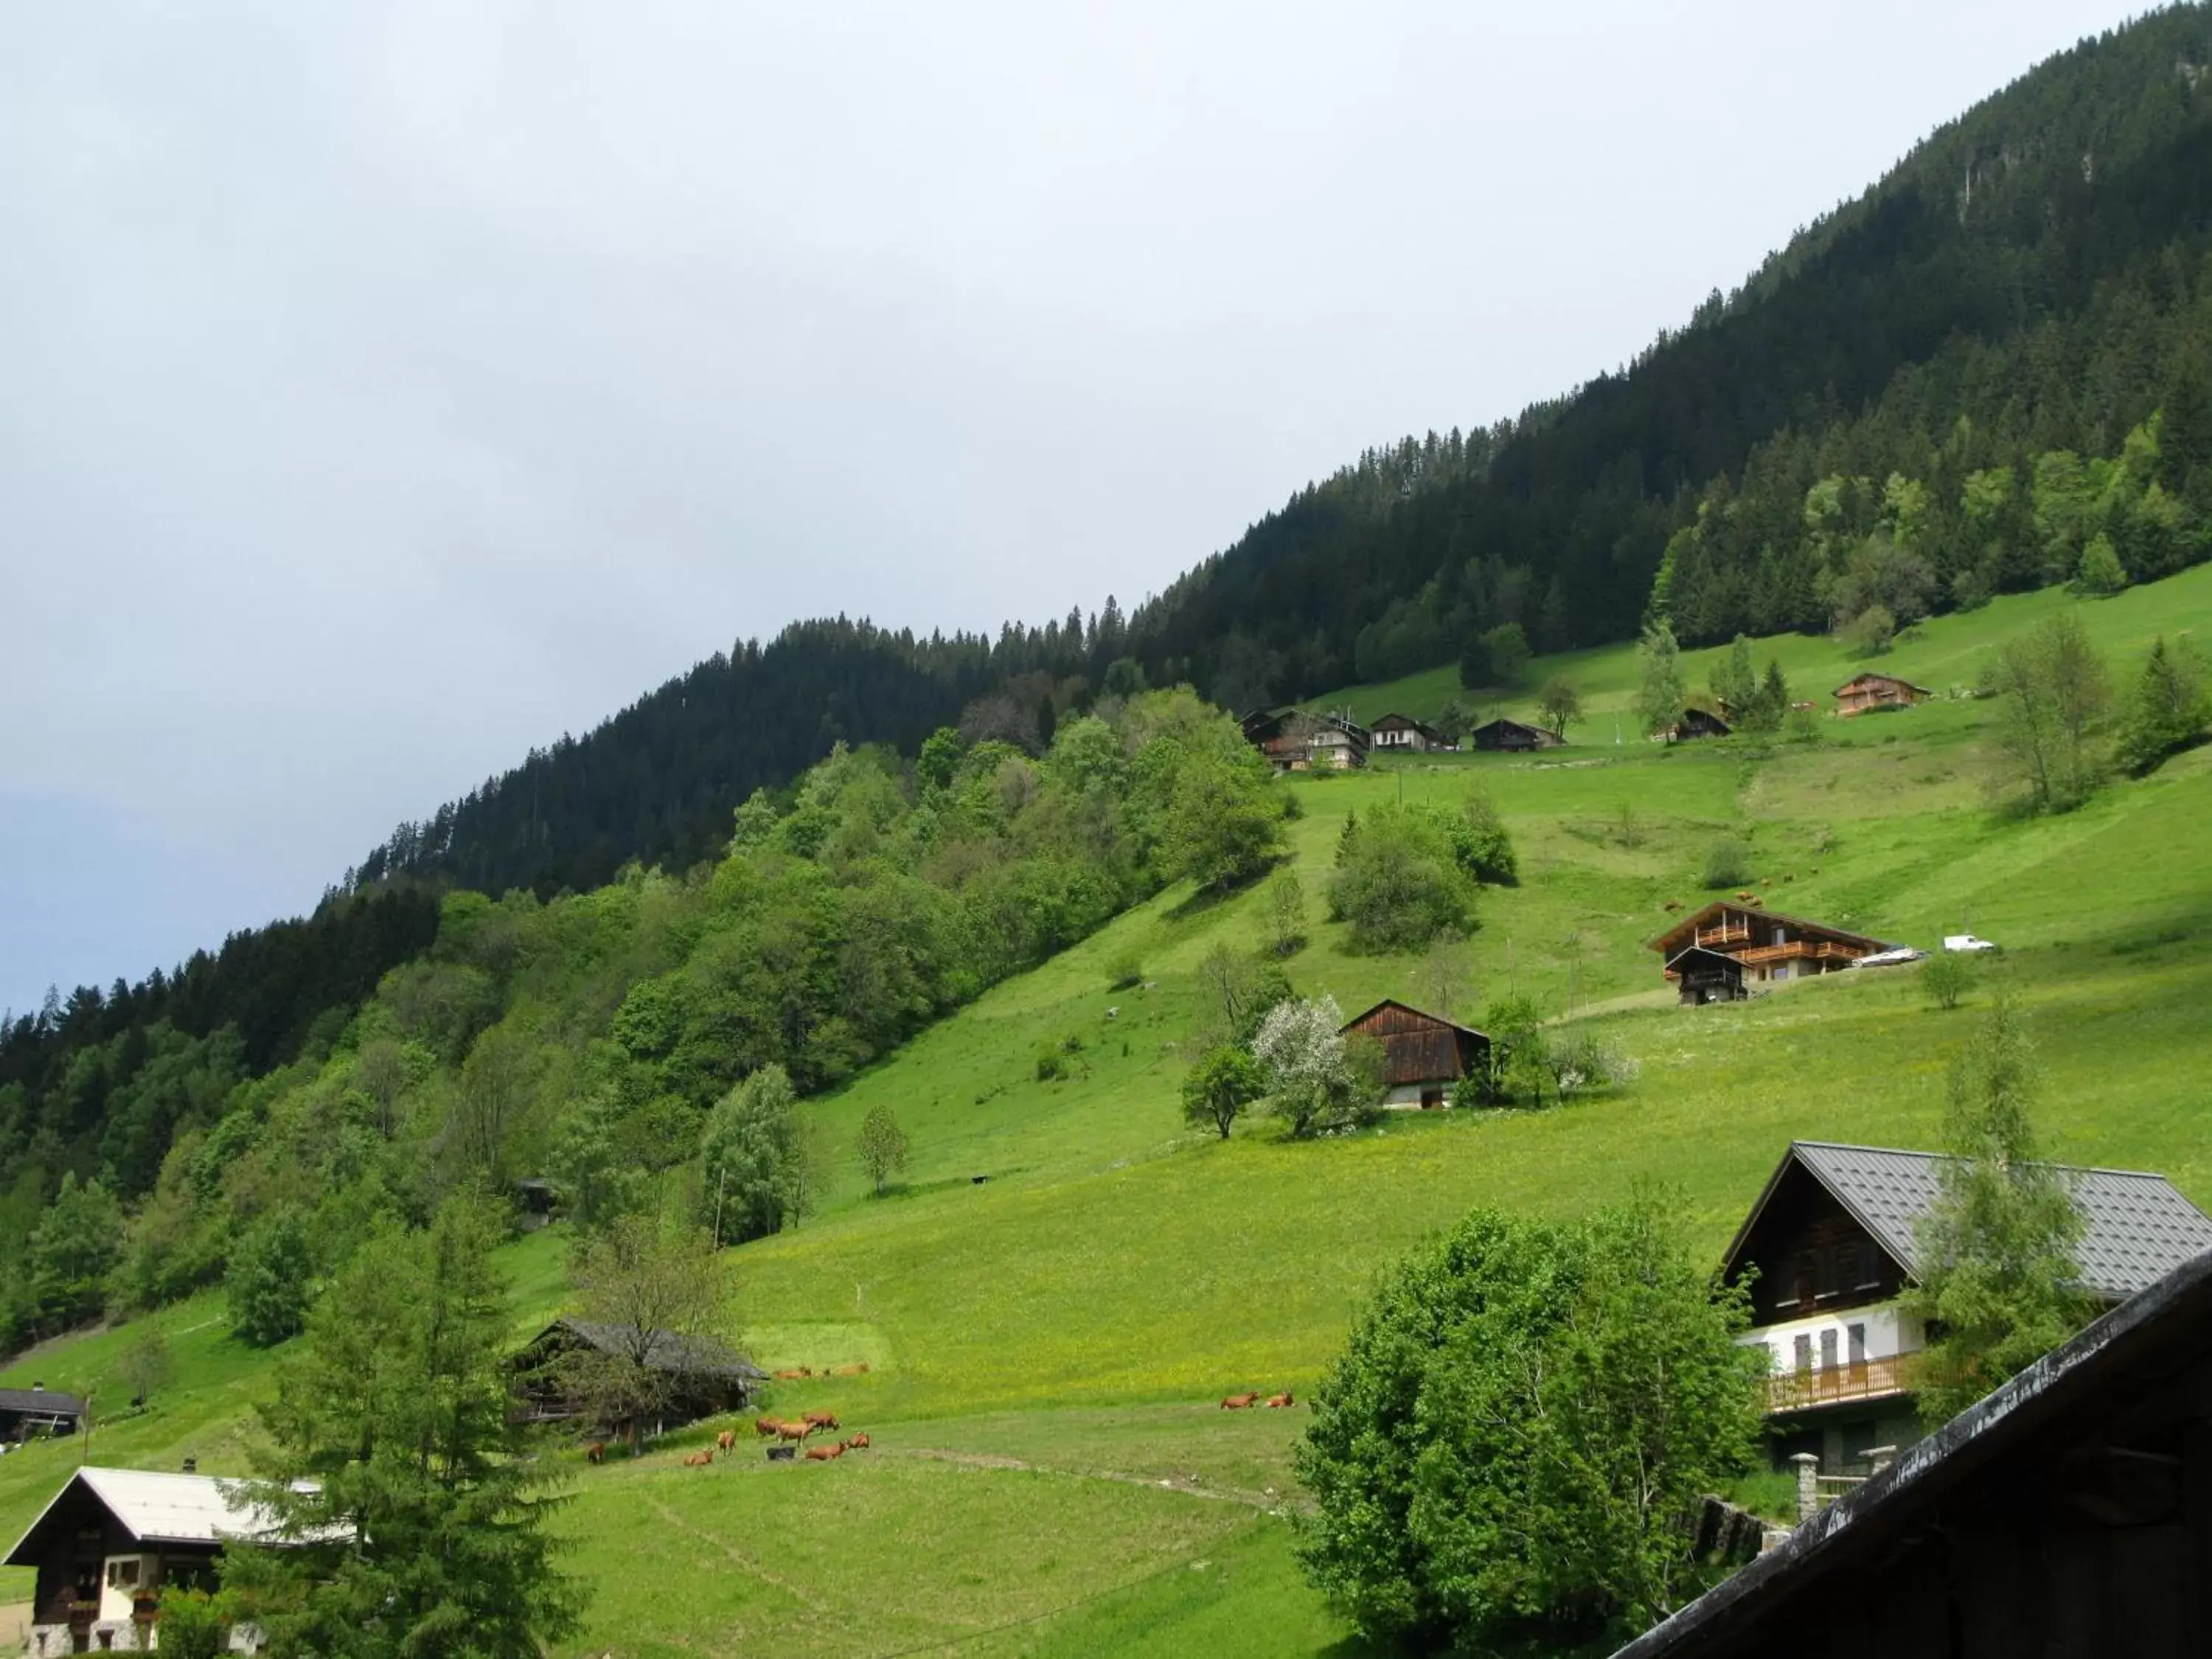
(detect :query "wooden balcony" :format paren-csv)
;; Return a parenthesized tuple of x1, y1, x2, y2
(1763, 1354, 1919, 1413)
(1695, 922, 1753, 948)
(1736, 939, 1861, 967)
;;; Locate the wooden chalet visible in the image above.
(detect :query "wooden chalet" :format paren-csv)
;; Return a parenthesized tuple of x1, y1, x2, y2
(1832, 672, 1933, 717)
(1624, 1216, 2212, 1659)
(0, 1384, 83, 1443)
(4, 1467, 327, 1655)
(1468, 717, 1562, 752)
(511, 1317, 765, 1436)
(1371, 712, 1448, 752)
(1720, 1141, 2212, 1478)
(1240, 709, 1369, 771)
(1338, 999, 1490, 1109)
(1649, 902, 1890, 998)
(1671, 706, 1732, 740)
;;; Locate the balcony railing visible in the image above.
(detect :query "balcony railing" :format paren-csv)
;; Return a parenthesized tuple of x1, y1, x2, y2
(1762, 1354, 1919, 1413)
(1736, 939, 1860, 967)
(1695, 923, 1753, 947)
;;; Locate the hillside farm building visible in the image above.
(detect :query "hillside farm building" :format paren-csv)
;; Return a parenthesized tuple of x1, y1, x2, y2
(1671, 707, 1732, 741)
(1832, 672, 1933, 717)
(1371, 712, 1448, 751)
(1651, 902, 1891, 1000)
(4, 1467, 325, 1655)
(511, 1317, 765, 1438)
(0, 1384, 83, 1443)
(1721, 1141, 2212, 1478)
(1614, 1245, 2212, 1659)
(1239, 709, 1371, 771)
(1468, 717, 1562, 752)
(1338, 999, 1490, 1108)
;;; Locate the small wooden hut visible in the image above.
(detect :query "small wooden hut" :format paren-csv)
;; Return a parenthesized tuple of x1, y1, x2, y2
(1338, 999, 1491, 1108)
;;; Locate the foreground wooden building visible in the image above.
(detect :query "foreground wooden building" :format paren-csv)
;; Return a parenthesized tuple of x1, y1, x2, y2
(1614, 1244, 2212, 1659)
(4, 1467, 317, 1655)
(1338, 999, 1490, 1109)
(1722, 1141, 2212, 1478)
(1650, 902, 1891, 999)
(1832, 672, 1933, 717)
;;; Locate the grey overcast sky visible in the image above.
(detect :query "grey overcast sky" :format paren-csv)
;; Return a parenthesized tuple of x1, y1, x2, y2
(0, 0, 2148, 1012)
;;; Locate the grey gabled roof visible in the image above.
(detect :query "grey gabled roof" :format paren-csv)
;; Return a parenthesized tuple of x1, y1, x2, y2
(0, 1387, 85, 1416)
(538, 1318, 765, 1381)
(4, 1469, 331, 1567)
(1741, 1141, 2212, 1304)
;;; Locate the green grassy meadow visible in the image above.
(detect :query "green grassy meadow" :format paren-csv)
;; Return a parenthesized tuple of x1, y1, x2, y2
(8, 573, 2212, 1653)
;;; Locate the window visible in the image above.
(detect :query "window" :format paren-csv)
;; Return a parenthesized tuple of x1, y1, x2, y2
(1794, 1253, 1816, 1309)
(1792, 1334, 1812, 1374)
(1848, 1324, 1868, 1367)
(1819, 1329, 1838, 1371)
(1815, 1246, 1840, 1300)
(1856, 1240, 1883, 1290)
(105, 1558, 139, 1588)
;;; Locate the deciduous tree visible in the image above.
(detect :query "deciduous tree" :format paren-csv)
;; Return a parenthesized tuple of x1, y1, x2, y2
(1180, 1045, 1265, 1140)
(855, 1105, 911, 1196)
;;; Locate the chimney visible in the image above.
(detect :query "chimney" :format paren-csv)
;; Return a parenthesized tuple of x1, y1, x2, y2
(181, 1456, 198, 1475)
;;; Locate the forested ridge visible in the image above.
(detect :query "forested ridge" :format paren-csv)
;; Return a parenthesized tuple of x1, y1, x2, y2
(13, 6, 2212, 1352)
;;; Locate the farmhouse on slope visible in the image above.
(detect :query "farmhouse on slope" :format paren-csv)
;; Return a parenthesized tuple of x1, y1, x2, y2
(1832, 672, 1933, 717)
(1239, 709, 1371, 771)
(0, 1382, 83, 1443)
(1338, 999, 1490, 1109)
(1650, 902, 1893, 1004)
(1722, 1141, 2212, 1477)
(1467, 716, 1562, 752)
(1370, 712, 1450, 752)
(510, 1317, 765, 1437)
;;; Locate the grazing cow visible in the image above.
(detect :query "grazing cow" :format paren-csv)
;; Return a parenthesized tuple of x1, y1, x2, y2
(844, 1432, 870, 1450)
(683, 1448, 714, 1467)
(1735, 889, 1753, 902)
(773, 1367, 809, 1382)
(773, 1419, 814, 1444)
(1265, 1391, 1295, 1409)
(1663, 900, 1684, 912)
(804, 1441, 845, 1462)
(754, 1416, 782, 1439)
(585, 1441, 607, 1466)
(1220, 1392, 1259, 1410)
(832, 1362, 870, 1377)
(802, 1410, 841, 1431)
(716, 1430, 737, 1453)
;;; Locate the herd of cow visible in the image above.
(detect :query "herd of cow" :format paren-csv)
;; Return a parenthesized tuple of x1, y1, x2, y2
(1219, 1389, 1295, 1409)
(582, 1409, 872, 1470)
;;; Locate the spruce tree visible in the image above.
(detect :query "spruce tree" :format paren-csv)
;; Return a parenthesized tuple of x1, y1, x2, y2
(2115, 635, 2211, 775)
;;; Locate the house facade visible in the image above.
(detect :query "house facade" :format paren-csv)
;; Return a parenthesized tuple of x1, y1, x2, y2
(1338, 999, 1489, 1108)
(1371, 712, 1447, 752)
(0, 1384, 84, 1443)
(1240, 709, 1370, 771)
(1722, 1141, 2212, 1478)
(1649, 902, 1891, 994)
(4, 1467, 310, 1655)
(1832, 673, 1933, 717)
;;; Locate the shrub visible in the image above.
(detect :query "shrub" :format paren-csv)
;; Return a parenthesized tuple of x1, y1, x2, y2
(1107, 955, 1144, 991)
(1921, 952, 1974, 1011)
(1548, 1030, 1641, 1096)
(1701, 837, 1755, 891)
(1844, 603, 1897, 656)
(1180, 1045, 1266, 1140)
(1034, 1043, 1068, 1082)
(1326, 805, 1478, 953)
(1445, 792, 1517, 886)
(226, 1208, 316, 1346)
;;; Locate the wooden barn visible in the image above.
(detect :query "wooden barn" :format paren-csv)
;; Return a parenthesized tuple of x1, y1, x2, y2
(1832, 672, 1933, 717)
(510, 1318, 764, 1437)
(1671, 707, 1732, 740)
(1338, 999, 1490, 1108)
(1371, 712, 1448, 752)
(1239, 709, 1370, 771)
(1613, 1244, 2212, 1659)
(1468, 717, 1562, 752)
(0, 1384, 83, 1443)
(1663, 945, 1747, 1005)
(1649, 902, 1891, 994)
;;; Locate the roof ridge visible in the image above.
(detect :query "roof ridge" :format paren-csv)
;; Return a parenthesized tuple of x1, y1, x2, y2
(1795, 1139, 2189, 1180)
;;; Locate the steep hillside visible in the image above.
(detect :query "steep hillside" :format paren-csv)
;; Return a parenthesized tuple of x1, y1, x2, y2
(8, 574, 2211, 1655)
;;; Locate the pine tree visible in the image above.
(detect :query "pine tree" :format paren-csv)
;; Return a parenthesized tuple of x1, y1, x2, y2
(2115, 635, 2211, 775)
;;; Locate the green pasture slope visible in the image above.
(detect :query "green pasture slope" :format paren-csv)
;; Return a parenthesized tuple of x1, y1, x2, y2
(7, 568, 2212, 1656)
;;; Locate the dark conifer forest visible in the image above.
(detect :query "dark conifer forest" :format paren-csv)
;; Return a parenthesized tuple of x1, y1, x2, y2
(13, 4, 2212, 1349)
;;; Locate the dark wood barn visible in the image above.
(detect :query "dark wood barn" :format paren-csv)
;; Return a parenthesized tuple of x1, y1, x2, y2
(1672, 707, 1732, 740)
(511, 1318, 765, 1438)
(1665, 945, 1746, 1005)
(0, 1385, 84, 1443)
(1338, 999, 1490, 1108)
(1611, 1245, 2212, 1659)
(1468, 717, 1562, 752)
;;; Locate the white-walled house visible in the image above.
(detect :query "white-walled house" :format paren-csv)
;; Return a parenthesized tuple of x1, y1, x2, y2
(1721, 1142, 2212, 1475)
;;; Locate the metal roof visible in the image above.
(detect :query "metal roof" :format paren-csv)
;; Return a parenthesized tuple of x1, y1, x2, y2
(1736, 1141, 2212, 1303)
(3, 1468, 320, 1565)
(0, 1387, 85, 1416)
(538, 1318, 765, 1380)
(1647, 902, 1895, 957)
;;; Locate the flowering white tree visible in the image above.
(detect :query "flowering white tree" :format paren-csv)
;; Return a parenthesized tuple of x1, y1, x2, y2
(1253, 995, 1382, 1137)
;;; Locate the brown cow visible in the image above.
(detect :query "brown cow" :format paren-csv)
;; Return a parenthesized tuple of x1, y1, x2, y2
(1663, 900, 1684, 912)
(682, 1448, 714, 1467)
(802, 1411, 841, 1431)
(804, 1441, 846, 1462)
(1220, 1392, 1259, 1410)
(773, 1419, 814, 1444)
(844, 1432, 870, 1450)
(1265, 1391, 1295, 1408)
(585, 1441, 607, 1465)
(772, 1367, 809, 1382)
(754, 1416, 782, 1439)
(716, 1430, 737, 1453)
(832, 1363, 871, 1377)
